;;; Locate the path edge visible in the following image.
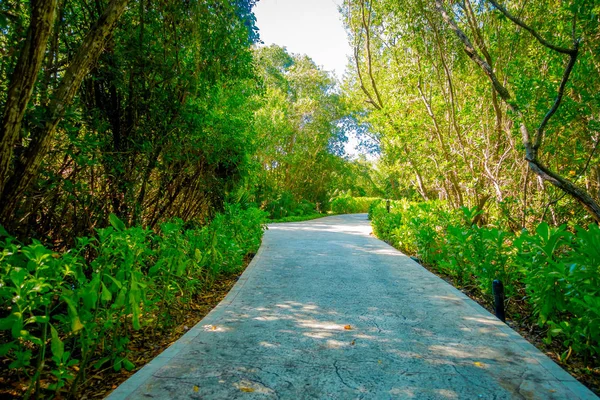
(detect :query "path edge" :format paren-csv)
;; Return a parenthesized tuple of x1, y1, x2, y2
(106, 233, 269, 399)
(374, 233, 598, 399)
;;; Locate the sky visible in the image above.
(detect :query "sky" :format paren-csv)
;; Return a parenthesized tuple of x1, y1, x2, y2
(253, 0, 352, 80)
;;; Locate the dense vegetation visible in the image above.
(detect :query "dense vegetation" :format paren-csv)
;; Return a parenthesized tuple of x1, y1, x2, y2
(0, 0, 373, 396)
(343, 0, 600, 227)
(343, 0, 600, 382)
(0, 205, 264, 397)
(1, 0, 265, 242)
(248, 45, 380, 218)
(370, 200, 600, 361)
(1, 0, 600, 395)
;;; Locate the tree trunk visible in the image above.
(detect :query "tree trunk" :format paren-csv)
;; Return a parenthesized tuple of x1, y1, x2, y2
(0, 0, 58, 196)
(0, 0, 130, 220)
(434, 0, 600, 223)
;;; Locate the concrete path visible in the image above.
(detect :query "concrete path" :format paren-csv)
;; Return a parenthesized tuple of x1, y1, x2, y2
(108, 214, 597, 399)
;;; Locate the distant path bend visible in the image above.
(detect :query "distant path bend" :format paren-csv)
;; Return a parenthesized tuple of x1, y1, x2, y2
(109, 214, 597, 399)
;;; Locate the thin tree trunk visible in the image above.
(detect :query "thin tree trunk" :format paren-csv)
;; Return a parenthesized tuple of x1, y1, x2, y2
(352, 1, 430, 200)
(0, 0, 58, 196)
(0, 0, 130, 220)
(435, 0, 600, 223)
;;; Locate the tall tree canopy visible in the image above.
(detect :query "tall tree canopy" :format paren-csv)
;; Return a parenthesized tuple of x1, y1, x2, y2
(0, 0, 260, 243)
(249, 45, 350, 209)
(343, 0, 600, 227)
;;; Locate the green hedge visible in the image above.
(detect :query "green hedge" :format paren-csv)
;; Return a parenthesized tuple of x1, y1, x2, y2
(0, 204, 266, 397)
(370, 200, 600, 360)
(262, 191, 318, 220)
(269, 213, 328, 223)
(330, 194, 381, 214)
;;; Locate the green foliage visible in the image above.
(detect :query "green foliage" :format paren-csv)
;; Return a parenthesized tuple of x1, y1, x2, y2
(1, 0, 262, 241)
(343, 0, 600, 226)
(0, 205, 266, 396)
(370, 200, 600, 359)
(249, 45, 353, 211)
(261, 191, 318, 220)
(369, 199, 453, 258)
(329, 193, 380, 214)
(269, 213, 328, 223)
(515, 223, 600, 356)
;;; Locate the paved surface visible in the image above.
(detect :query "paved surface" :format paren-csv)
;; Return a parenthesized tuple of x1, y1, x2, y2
(108, 214, 597, 399)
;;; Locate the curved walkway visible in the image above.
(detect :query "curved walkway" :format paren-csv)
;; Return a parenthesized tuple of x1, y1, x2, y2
(108, 214, 597, 399)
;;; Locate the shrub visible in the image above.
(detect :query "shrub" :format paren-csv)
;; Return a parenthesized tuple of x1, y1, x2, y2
(262, 191, 318, 219)
(515, 223, 600, 357)
(0, 205, 266, 397)
(369, 199, 600, 360)
(330, 192, 380, 214)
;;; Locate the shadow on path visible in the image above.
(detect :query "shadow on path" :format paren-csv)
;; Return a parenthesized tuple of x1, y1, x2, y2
(108, 214, 597, 400)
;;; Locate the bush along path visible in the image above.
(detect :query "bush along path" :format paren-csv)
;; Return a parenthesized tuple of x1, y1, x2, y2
(0, 204, 266, 399)
(109, 214, 596, 399)
(369, 199, 600, 394)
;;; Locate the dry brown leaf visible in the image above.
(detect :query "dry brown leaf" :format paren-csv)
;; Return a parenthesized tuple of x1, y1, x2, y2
(344, 325, 352, 330)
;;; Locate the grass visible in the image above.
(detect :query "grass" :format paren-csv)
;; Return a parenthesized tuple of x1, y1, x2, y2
(268, 213, 332, 223)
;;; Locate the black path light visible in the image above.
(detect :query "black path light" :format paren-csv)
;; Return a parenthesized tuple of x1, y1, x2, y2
(492, 279, 506, 323)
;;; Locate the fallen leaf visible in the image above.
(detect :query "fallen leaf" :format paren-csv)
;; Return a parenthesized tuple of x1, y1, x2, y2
(473, 362, 484, 368)
(350, 340, 355, 346)
(193, 386, 199, 392)
(344, 325, 352, 330)
(240, 387, 255, 392)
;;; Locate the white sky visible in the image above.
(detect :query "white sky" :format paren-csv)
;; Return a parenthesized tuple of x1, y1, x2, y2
(253, 0, 352, 80)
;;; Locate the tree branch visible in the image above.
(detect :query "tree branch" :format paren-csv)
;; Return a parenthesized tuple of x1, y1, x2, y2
(360, 0, 384, 109)
(435, 0, 600, 222)
(487, 0, 577, 55)
(1, 0, 130, 218)
(534, 44, 579, 150)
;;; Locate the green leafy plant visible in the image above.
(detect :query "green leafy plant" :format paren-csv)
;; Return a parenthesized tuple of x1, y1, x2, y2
(0, 205, 266, 397)
(370, 199, 600, 360)
(330, 193, 381, 214)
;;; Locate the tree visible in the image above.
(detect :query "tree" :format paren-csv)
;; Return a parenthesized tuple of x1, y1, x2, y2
(0, 0, 261, 241)
(251, 45, 348, 208)
(343, 0, 600, 226)
(434, 0, 600, 222)
(0, 0, 130, 220)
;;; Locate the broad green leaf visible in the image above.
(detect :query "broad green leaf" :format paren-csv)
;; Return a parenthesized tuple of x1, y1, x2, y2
(50, 324, 64, 360)
(122, 358, 135, 371)
(109, 214, 126, 231)
(101, 282, 112, 302)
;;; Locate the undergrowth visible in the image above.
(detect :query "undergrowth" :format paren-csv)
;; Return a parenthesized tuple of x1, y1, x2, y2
(329, 192, 380, 214)
(369, 199, 600, 364)
(0, 204, 266, 398)
(269, 213, 329, 223)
